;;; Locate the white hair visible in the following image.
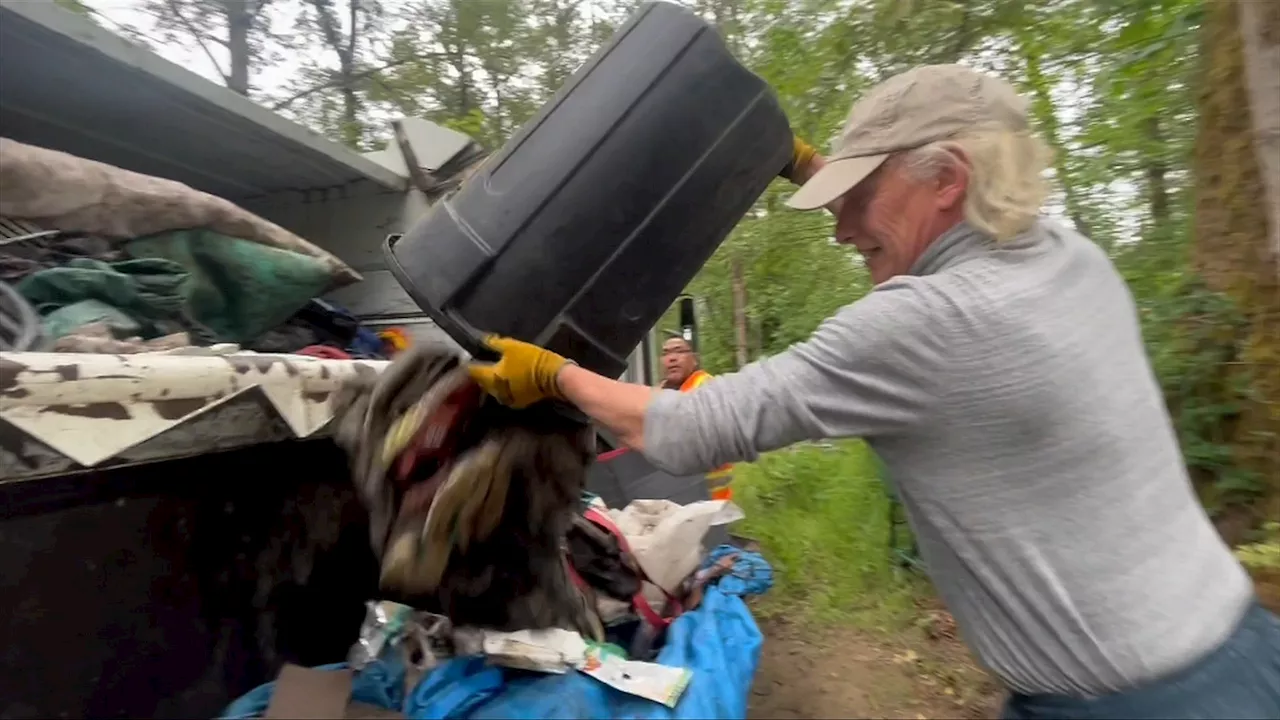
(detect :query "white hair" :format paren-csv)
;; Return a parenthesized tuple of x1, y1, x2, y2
(901, 127, 1053, 242)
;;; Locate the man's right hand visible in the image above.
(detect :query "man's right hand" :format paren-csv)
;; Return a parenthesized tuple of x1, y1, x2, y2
(780, 136, 819, 184)
(466, 335, 571, 409)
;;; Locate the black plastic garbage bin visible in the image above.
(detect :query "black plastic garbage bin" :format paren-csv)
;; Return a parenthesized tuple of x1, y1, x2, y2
(385, 0, 792, 379)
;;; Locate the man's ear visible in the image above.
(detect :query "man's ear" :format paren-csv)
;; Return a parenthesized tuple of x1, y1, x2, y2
(934, 149, 970, 211)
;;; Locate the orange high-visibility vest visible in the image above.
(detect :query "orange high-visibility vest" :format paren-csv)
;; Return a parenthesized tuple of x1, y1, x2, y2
(677, 369, 733, 501)
(678, 369, 712, 392)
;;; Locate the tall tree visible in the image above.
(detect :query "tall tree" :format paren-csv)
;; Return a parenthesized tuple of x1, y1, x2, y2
(368, 0, 626, 149)
(283, 0, 385, 149)
(1192, 0, 1280, 524)
(370, 0, 522, 148)
(141, 0, 277, 96)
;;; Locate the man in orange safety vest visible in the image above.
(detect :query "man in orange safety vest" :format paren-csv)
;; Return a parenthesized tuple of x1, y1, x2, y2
(659, 335, 733, 500)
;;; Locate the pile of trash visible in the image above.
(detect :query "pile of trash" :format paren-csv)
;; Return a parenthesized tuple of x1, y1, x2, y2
(224, 343, 774, 719)
(0, 138, 400, 359)
(331, 345, 603, 638)
(225, 544, 771, 719)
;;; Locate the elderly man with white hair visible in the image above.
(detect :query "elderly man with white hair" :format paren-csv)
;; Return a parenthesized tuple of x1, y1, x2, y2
(467, 64, 1280, 717)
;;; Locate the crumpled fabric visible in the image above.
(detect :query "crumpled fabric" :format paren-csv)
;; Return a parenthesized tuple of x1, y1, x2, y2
(16, 256, 214, 342)
(125, 230, 341, 343)
(297, 344, 354, 360)
(248, 298, 390, 359)
(701, 545, 773, 598)
(565, 512, 644, 602)
(14, 229, 337, 345)
(50, 320, 191, 354)
(605, 500, 743, 617)
(0, 231, 122, 283)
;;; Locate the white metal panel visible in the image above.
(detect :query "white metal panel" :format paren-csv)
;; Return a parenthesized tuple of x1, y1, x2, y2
(395, 118, 473, 172)
(323, 270, 423, 318)
(0, 351, 387, 473)
(240, 183, 430, 272)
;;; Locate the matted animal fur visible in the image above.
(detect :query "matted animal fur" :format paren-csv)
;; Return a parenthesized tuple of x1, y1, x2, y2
(331, 343, 603, 639)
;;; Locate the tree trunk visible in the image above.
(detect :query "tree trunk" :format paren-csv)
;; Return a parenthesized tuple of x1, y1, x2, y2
(1237, 0, 1280, 265)
(1193, 0, 1280, 523)
(731, 255, 748, 369)
(1236, 0, 1280, 521)
(448, 1, 474, 119)
(339, 43, 360, 148)
(340, 0, 361, 149)
(224, 1, 252, 96)
(303, 0, 364, 149)
(1019, 35, 1093, 240)
(340, 84, 360, 148)
(1143, 116, 1170, 229)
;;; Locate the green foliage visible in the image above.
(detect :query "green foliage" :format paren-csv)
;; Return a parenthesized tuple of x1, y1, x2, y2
(53, 0, 95, 17)
(1235, 522, 1280, 571)
(668, 0, 1275, 519)
(732, 441, 920, 628)
(109, 0, 1277, 590)
(1139, 278, 1264, 507)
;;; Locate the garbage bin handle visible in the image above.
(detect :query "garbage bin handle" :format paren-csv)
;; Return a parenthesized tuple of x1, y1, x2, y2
(383, 232, 590, 426)
(382, 232, 500, 363)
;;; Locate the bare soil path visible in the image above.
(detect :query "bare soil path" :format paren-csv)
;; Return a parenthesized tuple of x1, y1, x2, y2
(748, 615, 1004, 720)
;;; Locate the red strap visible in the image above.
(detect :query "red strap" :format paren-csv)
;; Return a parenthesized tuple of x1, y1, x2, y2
(595, 447, 630, 463)
(295, 344, 352, 360)
(565, 555, 677, 632)
(580, 507, 682, 629)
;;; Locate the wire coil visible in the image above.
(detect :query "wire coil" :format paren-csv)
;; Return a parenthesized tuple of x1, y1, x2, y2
(0, 280, 43, 351)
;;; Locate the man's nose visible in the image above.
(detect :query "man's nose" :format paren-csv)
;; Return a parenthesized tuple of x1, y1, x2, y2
(834, 213, 859, 244)
(834, 199, 867, 243)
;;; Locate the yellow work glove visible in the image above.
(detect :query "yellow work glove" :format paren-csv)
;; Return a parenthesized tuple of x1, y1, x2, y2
(466, 335, 571, 409)
(780, 136, 818, 183)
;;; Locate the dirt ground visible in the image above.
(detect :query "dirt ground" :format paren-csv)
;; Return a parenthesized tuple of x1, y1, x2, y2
(748, 613, 1004, 720)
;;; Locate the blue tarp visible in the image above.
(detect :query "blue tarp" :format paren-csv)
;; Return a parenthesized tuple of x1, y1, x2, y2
(224, 546, 772, 720)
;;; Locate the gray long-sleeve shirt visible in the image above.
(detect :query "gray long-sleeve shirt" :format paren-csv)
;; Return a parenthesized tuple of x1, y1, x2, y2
(643, 218, 1253, 697)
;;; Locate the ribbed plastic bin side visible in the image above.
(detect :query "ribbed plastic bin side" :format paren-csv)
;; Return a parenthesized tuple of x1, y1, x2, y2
(385, 0, 793, 378)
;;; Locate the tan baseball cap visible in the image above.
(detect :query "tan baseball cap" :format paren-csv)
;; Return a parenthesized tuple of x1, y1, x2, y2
(787, 64, 1030, 210)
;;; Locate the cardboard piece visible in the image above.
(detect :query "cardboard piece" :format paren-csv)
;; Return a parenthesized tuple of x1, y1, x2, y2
(481, 627, 589, 674)
(578, 644, 693, 708)
(264, 663, 406, 720)
(265, 665, 354, 720)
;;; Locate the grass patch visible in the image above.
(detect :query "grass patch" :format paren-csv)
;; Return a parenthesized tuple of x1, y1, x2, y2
(731, 440, 923, 631)
(1236, 522, 1280, 613)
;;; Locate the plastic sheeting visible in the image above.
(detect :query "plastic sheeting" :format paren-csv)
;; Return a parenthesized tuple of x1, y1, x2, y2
(223, 547, 771, 720)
